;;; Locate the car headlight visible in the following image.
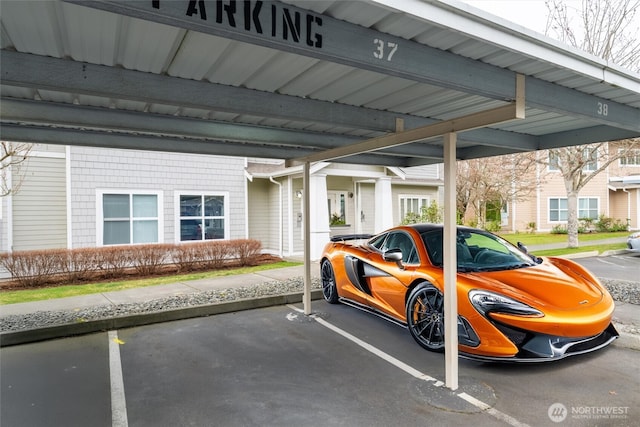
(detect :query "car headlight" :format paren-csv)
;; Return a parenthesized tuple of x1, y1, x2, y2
(629, 232, 640, 239)
(469, 290, 543, 317)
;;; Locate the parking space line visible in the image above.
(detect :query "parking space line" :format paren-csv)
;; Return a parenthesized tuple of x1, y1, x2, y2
(108, 330, 129, 427)
(286, 305, 529, 427)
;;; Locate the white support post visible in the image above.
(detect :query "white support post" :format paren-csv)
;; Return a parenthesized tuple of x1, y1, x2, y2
(443, 132, 458, 391)
(303, 161, 312, 315)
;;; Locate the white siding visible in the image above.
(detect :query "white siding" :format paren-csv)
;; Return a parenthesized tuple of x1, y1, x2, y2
(13, 155, 67, 250)
(248, 179, 277, 252)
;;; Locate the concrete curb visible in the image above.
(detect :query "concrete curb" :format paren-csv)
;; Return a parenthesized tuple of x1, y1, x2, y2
(558, 250, 599, 259)
(0, 290, 324, 347)
(615, 331, 640, 351)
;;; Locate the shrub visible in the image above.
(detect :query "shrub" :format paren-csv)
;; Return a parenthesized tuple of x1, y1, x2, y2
(232, 239, 262, 266)
(0, 238, 264, 287)
(201, 240, 232, 269)
(58, 247, 102, 283)
(484, 221, 501, 233)
(97, 246, 134, 278)
(551, 225, 567, 234)
(129, 244, 173, 276)
(171, 244, 202, 272)
(0, 250, 61, 287)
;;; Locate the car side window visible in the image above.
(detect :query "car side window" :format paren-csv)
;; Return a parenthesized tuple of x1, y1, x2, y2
(385, 232, 419, 264)
(368, 233, 388, 251)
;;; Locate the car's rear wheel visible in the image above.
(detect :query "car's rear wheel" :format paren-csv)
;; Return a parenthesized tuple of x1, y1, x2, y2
(406, 283, 445, 352)
(321, 259, 340, 304)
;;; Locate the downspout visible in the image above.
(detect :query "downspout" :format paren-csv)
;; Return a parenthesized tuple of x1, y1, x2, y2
(622, 188, 630, 229)
(269, 177, 283, 258)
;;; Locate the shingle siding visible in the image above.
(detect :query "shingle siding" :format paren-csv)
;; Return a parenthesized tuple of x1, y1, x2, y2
(69, 146, 246, 248)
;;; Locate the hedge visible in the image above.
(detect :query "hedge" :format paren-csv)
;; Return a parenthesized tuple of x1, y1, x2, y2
(0, 239, 262, 288)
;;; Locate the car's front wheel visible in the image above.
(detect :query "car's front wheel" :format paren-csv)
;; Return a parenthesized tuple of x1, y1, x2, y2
(406, 283, 445, 352)
(321, 259, 340, 304)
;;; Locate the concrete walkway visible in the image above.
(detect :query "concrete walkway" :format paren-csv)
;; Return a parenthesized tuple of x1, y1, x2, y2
(0, 263, 320, 317)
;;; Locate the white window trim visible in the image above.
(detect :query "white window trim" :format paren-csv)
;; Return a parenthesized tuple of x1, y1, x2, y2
(175, 191, 230, 243)
(578, 196, 600, 220)
(398, 194, 431, 221)
(547, 196, 600, 223)
(96, 189, 164, 246)
(547, 196, 568, 223)
(619, 148, 640, 167)
(327, 190, 349, 225)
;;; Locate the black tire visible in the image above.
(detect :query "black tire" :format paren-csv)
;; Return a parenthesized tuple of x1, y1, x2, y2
(406, 283, 445, 352)
(321, 259, 340, 304)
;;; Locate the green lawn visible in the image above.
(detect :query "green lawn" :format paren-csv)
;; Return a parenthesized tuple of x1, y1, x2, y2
(0, 261, 301, 305)
(499, 231, 628, 246)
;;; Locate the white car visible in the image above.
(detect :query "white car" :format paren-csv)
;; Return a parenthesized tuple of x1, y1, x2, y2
(628, 232, 640, 250)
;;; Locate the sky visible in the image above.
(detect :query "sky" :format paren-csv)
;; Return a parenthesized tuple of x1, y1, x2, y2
(459, 0, 579, 34)
(461, 0, 640, 36)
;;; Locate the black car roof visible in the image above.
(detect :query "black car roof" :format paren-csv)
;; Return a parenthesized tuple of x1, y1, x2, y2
(405, 223, 476, 234)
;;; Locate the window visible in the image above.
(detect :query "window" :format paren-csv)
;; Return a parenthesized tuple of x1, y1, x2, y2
(549, 197, 598, 222)
(549, 198, 567, 222)
(582, 148, 597, 171)
(548, 149, 597, 172)
(178, 193, 227, 241)
(400, 195, 430, 220)
(620, 149, 640, 166)
(368, 231, 419, 264)
(548, 152, 560, 171)
(99, 191, 161, 245)
(578, 197, 598, 220)
(327, 191, 347, 225)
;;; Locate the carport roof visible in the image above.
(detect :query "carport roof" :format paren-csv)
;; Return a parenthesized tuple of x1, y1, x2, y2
(1, 0, 639, 167)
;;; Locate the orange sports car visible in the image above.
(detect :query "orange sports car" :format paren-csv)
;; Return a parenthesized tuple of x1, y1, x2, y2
(320, 224, 618, 361)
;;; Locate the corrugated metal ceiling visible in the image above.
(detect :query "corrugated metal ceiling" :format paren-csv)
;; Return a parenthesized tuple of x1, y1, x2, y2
(0, 0, 638, 166)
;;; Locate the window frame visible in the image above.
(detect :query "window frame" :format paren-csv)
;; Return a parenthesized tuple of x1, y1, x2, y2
(399, 194, 431, 221)
(175, 191, 229, 243)
(96, 189, 163, 246)
(548, 196, 599, 223)
(578, 197, 599, 220)
(619, 148, 640, 167)
(548, 197, 568, 222)
(548, 149, 598, 172)
(327, 190, 348, 226)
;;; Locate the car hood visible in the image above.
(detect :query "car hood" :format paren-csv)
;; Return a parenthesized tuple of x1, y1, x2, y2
(468, 261, 604, 310)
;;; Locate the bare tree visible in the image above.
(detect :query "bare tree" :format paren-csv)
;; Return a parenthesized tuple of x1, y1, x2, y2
(541, 140, 639, 247)
(544, 0, 640, 247)
(1, 141, 32, 197)
(457, 153, 541, 228)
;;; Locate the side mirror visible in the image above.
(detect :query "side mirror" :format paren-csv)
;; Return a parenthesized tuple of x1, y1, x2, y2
(517, 241, 528, 253)
(384, 248, 404, 269)
(517, 241, 542, 264)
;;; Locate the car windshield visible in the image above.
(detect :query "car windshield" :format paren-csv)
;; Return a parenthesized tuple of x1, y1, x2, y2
(421, 229, 535, 272)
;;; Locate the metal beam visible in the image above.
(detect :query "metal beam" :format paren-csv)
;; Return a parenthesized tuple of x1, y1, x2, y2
(0, 123, 412, 167)
(0, 51, 536, 150)
(66, 0, 516, 102)
(296, 102, 523, 163)
(538, 125, 640, 150)
(526, 77, 640, 133)
(66, 0, 640, 132)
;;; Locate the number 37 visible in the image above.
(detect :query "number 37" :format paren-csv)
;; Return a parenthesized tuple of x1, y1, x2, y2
(373, 38, 398, 61)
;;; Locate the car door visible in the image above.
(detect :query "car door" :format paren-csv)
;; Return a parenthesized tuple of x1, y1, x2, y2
(366, 231, 418, 321)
